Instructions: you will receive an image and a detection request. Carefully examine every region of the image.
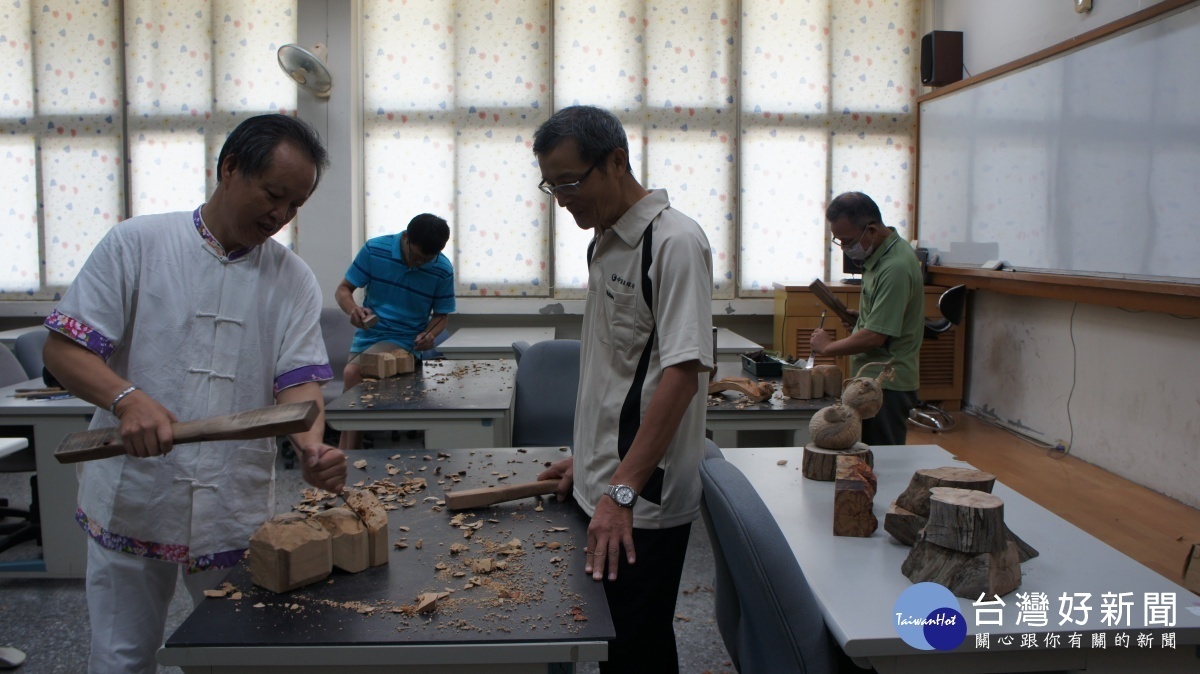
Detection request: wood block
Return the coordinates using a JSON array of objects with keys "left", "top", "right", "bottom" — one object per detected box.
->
[
  {"left": 248, "top": 513, "right": 332, "bottom": 593},
  {"left": 884, "top": 501, "right": 927, "bottom": 546},
  {"left": 389, "top": 348, "right": 415, "bottom": 374},
  {"left": 813, "top": 364, "right": 843, "bottom": 398},
  {"left": 922, "top": 487, "right": 1006, "bottom": 554},
  {"left": 313, "top": 507, "right": 370, "bottom": 573},
  {"left": 344, "top": 489, "right": 390, "bottom": 566},
  {"left": 1005, "top": 525, "right": 1040, "bottom": 562},
  {"left": 781, "top": 367, "right": 812, "bottom": 400},
  {"left": 894, "top": 467, "right": 997, "bottom": 517},
  {"left": 359, "top": 352, "right": 389, "bottom": 379},
  {"left": 833, "top": 456, "right": 878, "bottom": 537},
  {"left": 802, "top": 443, "right": 871, "bottom": 481},
  {"left": 902, "top": 539, "right": 1021, "bottom": 599},
  {"left": 1184, "top": 543, "right": 1200, "bottom": 594}
]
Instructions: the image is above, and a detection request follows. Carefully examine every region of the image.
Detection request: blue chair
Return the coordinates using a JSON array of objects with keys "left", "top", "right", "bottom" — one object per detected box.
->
[
  {"left": 13, "top": 330, "right": 47, "bottom": 380},
  {"left": 510, "top": 339, "right": 580, "bottom": 447},
  {"left": 700, "top": 456, "right": 837, "bottom": 674}
]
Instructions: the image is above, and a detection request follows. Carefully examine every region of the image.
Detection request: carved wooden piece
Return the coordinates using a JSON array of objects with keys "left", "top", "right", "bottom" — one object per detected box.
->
[
  {"left": 445, "top": 479, "right": 561, "bottom": 511},
  {"left": 813, "top": 364, "right": 842, "bottom": 398},
  {"left": 359, "top": 349, "right": 415, "bottom": 379},
  {"left": 708, "top": 376, "right": 774, "bottom": 403},
  {"left": 781, "top": 367, "right": 813, "bottom": 400},
  {"left": 802, "top": 443, "right": 871, "bottom": 481},
  {"left": 249, "top": 513, "right": 332, "bottom": 593},
  {"left": 833, "top": 456, "right": 878, "bottom": 537},
  {"left": 922, "top": 487, "right": 1006, "bottom": 554},
  {"left": 884, "top": 501, "right": 925, "bottom": 546},
  {"left": 344, "top": 489, "right": 390, "bottom": 567},
  {"left": 894, "top": 467, "right": 996, "bottom": 517},
  {"left": 314, "top": 507, "right": 370, "bottom": 573},
  {"left": 902, "top": 539, "right": 1021, "bottom": 599},
  {"left": 55, "top": 401, "right": 319, "bottom": 464},
  {"left": 808, "top": 403, "right": 863, "bottom": 450}
]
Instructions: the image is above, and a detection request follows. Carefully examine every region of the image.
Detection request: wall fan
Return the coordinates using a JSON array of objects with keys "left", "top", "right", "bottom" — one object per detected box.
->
[{"left": 277, "top": 43, "right": 332, "bottom": 98}]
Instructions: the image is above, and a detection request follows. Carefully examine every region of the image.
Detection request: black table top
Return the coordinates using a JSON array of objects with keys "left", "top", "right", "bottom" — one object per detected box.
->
[
  {"left": 325, "top": 359, "right": 516, "bottom": 414},
  {"left": 164, "top": 447, "right": 613, "bottom": 649},
  {"left": 706, "top": 361, "right": 834, "bottom": 413}
]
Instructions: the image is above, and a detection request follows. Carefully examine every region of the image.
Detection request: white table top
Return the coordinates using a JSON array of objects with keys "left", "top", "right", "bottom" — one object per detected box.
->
[
  {"left": 437, "top": 327, "right": 555, "bottom": 357},
  {"left": 723, "top": 445, "right": 1200, "bottom": 662},
  {"left": 0, "top": 379, "right": 94, "bottom": 416},
  {"left": 714, "top": 327, "right": 762, "bottom": 354}
]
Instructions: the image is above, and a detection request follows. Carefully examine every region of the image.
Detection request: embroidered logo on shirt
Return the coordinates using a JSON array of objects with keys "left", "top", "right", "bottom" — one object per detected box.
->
[{"left": 610, "top": 273, "right": 635, "bottom": 289}]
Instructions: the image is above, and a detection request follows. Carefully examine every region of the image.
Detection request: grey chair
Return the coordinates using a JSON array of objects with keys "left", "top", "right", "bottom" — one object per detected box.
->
[
  {"left": 699, "top": 456, "right": 836, "bottom": 674},
  {"left": 13, "top": 329, "right": 47, "bottom": 380},
  {"left": 0, "top": 347, "right": 39, "bottom": 554},
  {"left": 319, "top": 307, "right": 358, "bottom": 405},
  {"left": 510, "top": 339, "right": 580, "bottom": 447}
]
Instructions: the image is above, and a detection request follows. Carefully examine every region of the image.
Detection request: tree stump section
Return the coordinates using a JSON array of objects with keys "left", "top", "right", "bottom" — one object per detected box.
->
[
  {"left": 344, "top": 489, "right": 390, "bottom": 567},
  {"left": 708, "top": 376, "right": 774, "bottom": 403},
  {"left": 833, "top": 456, "right": 878, "bottom": 537},
  {"left": 902, "top": 540, "right": 1021, "bottom": 599},
  {"left": 249, "top": 513, "right": 332, "bottom": 593},
  {"left": 314, "top": 507, "right": 370, "bottom": 573},
  {"left": 802, "top": 443, "right": 872, "bottom": 481},
  {"left": 1184, "top": 543, "right": 1200, "bottom": 594},
  {"left": 894, "top": 467, "right": 996, "bottom": 517},
  {"left": 884, "top": 501, "right": 925, "bottom": 546},
  {"left": 813, "top": 364, "right": 842, "bottom": 398},
  {"left": 781, "top": 367, "right": 813, "bottom": 400},
  {"left": 922, "top": 487, "right": 1006, "bottom": 555}
]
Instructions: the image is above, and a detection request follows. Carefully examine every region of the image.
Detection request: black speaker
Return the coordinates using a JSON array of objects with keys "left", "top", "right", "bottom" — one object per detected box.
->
[{"left": 921, "top": 31, "right": 963, "bottom": 87}]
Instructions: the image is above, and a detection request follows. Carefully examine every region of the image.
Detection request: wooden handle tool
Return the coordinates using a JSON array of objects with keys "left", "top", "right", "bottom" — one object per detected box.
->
[
  {"left": 54, "top": 401, "right": 320, "bottom": 464},
  {"left": 445, "top": 479, "right": 561, "bottom": 511}
]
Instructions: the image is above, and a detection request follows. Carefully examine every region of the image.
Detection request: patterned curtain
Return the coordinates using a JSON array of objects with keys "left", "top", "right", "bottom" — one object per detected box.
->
[
  {"left": 362, "top": 0, "right": 921, "bottom": 299},
  {"left": 0, "top": 0, "right": 297, "bottom": 299}
]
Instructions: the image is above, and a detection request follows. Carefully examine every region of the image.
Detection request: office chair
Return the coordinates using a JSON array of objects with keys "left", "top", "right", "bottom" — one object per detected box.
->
[
  {"left": 909, "top": 284, "right": 967, "bottom": 432},
  {"left": 13, "top": 329, "right": 48, "bottom": 380},
  {"left": 699, "top": 456, "right": 837, "bottom": 674},
  {"left": 510, "top": 339, "right": 580, "bottom": 447},
  {"left": 0, "top": 347, "right": 39, "bottom": 555}
]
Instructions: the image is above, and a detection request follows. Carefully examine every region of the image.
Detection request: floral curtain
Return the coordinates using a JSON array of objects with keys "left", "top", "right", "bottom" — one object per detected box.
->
[
  {"left": 0, "top": 0, "right": 297, "bottom": 299},
  {"left": 362, "top": 0, "right": 920, "bottom": 298}
]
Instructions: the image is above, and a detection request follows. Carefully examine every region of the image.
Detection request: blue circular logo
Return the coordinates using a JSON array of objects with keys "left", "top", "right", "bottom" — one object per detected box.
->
[{"left": 893, "top": 582, "right": 967, "bottom": 651}]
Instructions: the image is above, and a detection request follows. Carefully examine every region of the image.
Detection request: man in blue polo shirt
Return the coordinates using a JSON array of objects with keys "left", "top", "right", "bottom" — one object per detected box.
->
[{"left": 334, "top": 213, "right": 455, "bottom": 450}]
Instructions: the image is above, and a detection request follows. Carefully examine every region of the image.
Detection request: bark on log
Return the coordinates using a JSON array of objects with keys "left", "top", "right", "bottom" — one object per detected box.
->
[
  {"left": 902, "top": 539, "right": 1021, "bottom": 599},
  {"left": 1005, "top": 525, "right": 1040, "bottom": 562},
  {"left": 833, "top": 456, "right": 878, "bottom": 537},
  {"left": 344, "top": 489, "right": 390, "bottom": 567},
  {"left": 922, "top": 487, "right": 1006, "bottom": 554},
  {"left": 894, "top": 467, "right": 996, "bottom": 517},
  {"left": 802, "top": 443, "right": 872, "bottom": 481},
  {"left": 249, "top": 513, "right": 332, "bottom": 593},
  {"left": 314, "top": 507, "right": 370, "bottom": 573},
  {"left": 1185, "top": 543, "right": 1200, "bottom": 595}
]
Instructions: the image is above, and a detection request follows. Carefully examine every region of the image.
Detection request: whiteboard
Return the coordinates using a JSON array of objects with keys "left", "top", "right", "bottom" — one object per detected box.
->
[{"left": 917, "top": 2, "right": 1200, "bottom": 282}]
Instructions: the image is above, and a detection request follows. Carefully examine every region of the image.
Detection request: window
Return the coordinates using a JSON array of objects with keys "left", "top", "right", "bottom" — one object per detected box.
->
[
  {"left": 361, "top": 0, "right": 920, "bottom": 299},
  {"left": 0, "top": 0, "right": 298, "bottom": 300}
]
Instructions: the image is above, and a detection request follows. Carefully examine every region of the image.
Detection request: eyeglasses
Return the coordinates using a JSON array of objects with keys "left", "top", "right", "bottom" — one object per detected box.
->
[
  {"left": 831, "top": 225, "right": 872, "bottom": 249},
  {"left": 538, "top": 162, "right": 601, "bottom": 197}
]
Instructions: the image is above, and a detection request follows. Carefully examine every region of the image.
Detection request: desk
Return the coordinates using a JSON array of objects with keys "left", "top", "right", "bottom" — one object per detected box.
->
[
  {"left": 0, "top": 379, "right": 94, "bottom": 578},
  {"left": 159, "top": 447, "right": 612, "bottom": 673},
  {"left": 706, "top": 362, "right": 832, "bottom": 448},
  {"left": 438, "top": 327, "right": 556, "bottom": 360},
  {"left": 325, "top": 360, "right": 515, "bottom": 450},
  {"left": 714, "top": 327, "right": 763, "bottom": 363},
  {"left": 0, "top": 325, "right": 42, "bottom": 350},
  {"left": 724, "top": 445, "right": 1200, "bottom": 673}
]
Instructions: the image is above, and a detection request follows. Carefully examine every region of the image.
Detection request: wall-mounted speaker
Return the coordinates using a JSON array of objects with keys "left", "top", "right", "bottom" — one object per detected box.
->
[{"left": 921, "top": 31, "right": 963, "bottom": 87}]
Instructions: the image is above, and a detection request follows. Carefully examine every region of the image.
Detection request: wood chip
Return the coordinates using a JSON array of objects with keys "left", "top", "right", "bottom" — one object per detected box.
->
[
  {"left": 353, "top": 459, "right": 368, "bottom": 469},
  {"left": 203, "top": 589, "right": 227, "bottom": 598},
  {"left": 777, "top": 459, "right": 788, "bottom": 466}
]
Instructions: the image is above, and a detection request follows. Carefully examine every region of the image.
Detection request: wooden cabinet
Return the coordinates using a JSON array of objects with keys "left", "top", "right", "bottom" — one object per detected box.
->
[{"left": 772, "top": 283, "right": 965, "bottom": 409}]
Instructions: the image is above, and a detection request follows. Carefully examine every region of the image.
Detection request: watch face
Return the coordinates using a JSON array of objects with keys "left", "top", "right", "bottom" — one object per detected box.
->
[{"left": 610, "top": 485, "right": 635, "bottom": 506}]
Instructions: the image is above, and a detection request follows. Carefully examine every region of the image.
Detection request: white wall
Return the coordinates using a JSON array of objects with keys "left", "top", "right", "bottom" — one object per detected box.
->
[{"left": 929, "top": 0, "right": 1200, "bottom": 508}]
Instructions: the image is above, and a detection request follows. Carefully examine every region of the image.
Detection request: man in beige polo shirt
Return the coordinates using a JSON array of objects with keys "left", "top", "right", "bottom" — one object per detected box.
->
[{"left": 533, "top": 105, "right": 714, "bottom": 673}]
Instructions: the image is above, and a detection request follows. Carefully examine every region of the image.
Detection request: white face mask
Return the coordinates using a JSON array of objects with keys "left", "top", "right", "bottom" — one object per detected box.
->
[{"left": 844, "top": 228, "right": 874, "bottom": 261}]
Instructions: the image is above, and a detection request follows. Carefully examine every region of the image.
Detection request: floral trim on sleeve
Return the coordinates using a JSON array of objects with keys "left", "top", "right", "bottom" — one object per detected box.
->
[
  {"left": 45, "top": 310, "right": 115, "bottom": 360},
  {"left": 76, "top": 508, "right": 246, "bottom": 574},
  {"left": 274, "top": 363, "right": 334, "bottom": 395}
]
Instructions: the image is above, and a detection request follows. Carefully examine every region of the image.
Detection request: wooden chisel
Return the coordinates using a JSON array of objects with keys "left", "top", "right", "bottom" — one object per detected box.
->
[
  {"left": 444, "top": 479, "right": 561, "bottom": 511},
  {"left": 54, "top": 401, "right": 320, "bottom": 464}
]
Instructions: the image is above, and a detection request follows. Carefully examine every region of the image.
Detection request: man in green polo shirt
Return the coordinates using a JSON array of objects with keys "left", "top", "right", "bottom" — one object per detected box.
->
[{"left": 811, "top": 191, "right": 924, "bottom": 445}]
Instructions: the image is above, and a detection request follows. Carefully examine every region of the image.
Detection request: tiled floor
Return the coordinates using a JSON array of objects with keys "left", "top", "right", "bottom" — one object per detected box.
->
[{"left": 0, "top": 432, "right": 733, "bottom": 673}]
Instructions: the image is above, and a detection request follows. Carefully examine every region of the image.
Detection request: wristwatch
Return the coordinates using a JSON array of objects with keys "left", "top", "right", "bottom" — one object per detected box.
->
[{"left": 604, "top": 484, "right": 639, "bottom": 508}]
